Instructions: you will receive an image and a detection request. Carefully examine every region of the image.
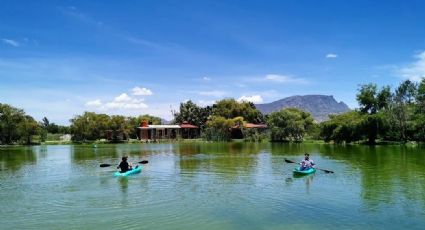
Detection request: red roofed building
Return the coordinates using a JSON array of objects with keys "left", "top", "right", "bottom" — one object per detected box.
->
[
  {"left": 180, "top": 121, "right": 199, "bottom": 139},
  {"left": 231, "top": 123, "right": 268, "bottom": 139}
]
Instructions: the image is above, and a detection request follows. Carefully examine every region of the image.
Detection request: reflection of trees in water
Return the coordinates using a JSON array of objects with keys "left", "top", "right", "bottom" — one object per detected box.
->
[
  {"left": 270, "top": 142, "right": 320, "bottom": 156},
  {"left": 0, "top": 147, "right": 37, "bottom": 171},
  {"left": 177, "top": 142, "right": 267, "bottom": 179},
  {"left": 321, "top": 144, "right": 425, "bottom": 211}
]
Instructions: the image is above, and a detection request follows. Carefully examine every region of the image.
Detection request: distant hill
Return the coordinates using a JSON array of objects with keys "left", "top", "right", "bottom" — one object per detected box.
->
[{"left": 255, "top": 95, "right": 350, "bottom": 122}]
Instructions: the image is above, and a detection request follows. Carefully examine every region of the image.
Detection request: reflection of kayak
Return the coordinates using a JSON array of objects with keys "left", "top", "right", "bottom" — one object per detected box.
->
[
  {"left": 293, "top": 167, "right": 316, "bottom": 175},
  {"left": 114, "top": 166, "right": 142, "bottom": 177}
]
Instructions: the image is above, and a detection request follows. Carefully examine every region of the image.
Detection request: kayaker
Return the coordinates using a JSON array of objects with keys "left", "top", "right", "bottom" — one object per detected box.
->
[
  {"left": 300, "top": 153, "right": 315, "bottom": 171},
  {"left": 117, "top": 156, "right": 133, "bottom": 173}
]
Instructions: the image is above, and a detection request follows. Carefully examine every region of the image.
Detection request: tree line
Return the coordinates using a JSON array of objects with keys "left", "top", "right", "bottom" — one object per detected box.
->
[
  {"left": 0, "top": 104, "right": 68, "bottom": 145},
  {"left": 3, "top": 78, "right": 425, "bottom": 145},
  {"left": 321, "top": 79, "right": 425, "bottom": 144},
  {"left": 69, "top": 112, "right": 161, "bottom": 142},
  {"left": 173, "top": 98, "right": 314, "bottom": 142}
]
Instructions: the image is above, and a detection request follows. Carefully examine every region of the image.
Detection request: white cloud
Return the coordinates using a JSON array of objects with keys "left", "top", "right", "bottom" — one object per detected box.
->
[
  {"left": 85, "top": 99, "right": 102, "bottom": 107},
  {"left": 326, "top": 53, "right": 338, "bottom": 58},
  {"left": 104, "top": 101, "right": 148, "bottom": 109},
  {"left": 400, "top": 51, "right": 425, "bottom": 81},
  {"left": 132, "top": 86, "right": 153, "bottom": 96},
  {"left": 198, "top": 100, "right": 216, "bottom": 106},
  {"left": 85, "top": 92, "right": 148, "bottom": 111},
  {"left": 1, "top": 38, "right": 20, "bottom": 47},
  {"left": 198, "top": 90, "right": 226, "bottom": 97},
  {"left": 263, "top": 74, "right": 307, "bottom": 84},
  {"left": 114, "top": 93, "right": 132, "bottom": 102},
  {"left": 202, "top": 76, "right": 211, "bottom": 81},
  {"left": 237, "top": 95, "right": 264, "bottom": 103}
]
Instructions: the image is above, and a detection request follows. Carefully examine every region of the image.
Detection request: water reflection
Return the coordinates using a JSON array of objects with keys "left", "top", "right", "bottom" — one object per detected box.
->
[
  {"left": 118, "top": 177, "right": 129, "bottom": 193},
  {"left": 177, "top": 142, "right": 265, "bottom": 180},
  {"left": 2, "top": 142, "right": 425, "bottom": 221},
  {"left": 0, "top": 146, "right": 37, "bottom": 171}
]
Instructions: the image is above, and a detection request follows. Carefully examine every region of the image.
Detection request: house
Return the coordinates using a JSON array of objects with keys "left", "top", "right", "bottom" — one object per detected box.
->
[
  {"left": 137, "top": 121, "right": 200, "bottom": 141},
  {"left": 138, "top": 124, "right": 181, "bottom": 141}
]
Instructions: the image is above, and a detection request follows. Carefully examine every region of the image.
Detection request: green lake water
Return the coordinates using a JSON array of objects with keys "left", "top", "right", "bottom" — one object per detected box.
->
[{"left": 1, "top": 142, "right": 424, "bottom": 229}]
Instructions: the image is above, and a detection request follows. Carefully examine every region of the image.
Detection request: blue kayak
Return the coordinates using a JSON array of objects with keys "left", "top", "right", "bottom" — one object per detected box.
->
[
  {"left": 114, "top": 166, "right": 142, "bottom": 177},
  {"left": 293, "top": 167, "right": 316, "bottom": 175}
]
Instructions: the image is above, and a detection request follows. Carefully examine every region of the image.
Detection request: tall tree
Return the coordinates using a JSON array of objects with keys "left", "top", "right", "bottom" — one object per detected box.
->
[
  {"left": 0, "top": 103, "right": 39, "bottom": 145},
  {"left": 173, "top": 100, "right": 212, "bottom": 130},
  {"left": 356, "top": 83, "right": 390, "bottom": 144},
  {"left": 212, "top": 99, "right": 264, "bottom": 123},
  {"left": 267, "top": 108, "right": 314, "bottom": 142}
]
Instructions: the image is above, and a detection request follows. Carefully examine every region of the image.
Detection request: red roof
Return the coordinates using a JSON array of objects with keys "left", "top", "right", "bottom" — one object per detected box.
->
[
  {"left": 245, "top": 123, "right": 268, "bottom": 128},
  {"left": 180, "top": 121, "right": 198, "bottom": 128}
]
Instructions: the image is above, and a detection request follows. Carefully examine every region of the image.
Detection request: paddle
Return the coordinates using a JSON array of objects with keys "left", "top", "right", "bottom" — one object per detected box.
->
[
  {"left": 99, "top": 160, "right": 149, "bottom": 167},
  {"left": 284, "top": 158, "right": 334, "bottom": 173}
]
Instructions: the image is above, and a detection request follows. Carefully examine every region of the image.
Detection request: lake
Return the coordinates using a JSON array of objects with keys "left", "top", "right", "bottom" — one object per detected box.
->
[{"left": 1, "top": 142, "right": 424, "bottom": 229}]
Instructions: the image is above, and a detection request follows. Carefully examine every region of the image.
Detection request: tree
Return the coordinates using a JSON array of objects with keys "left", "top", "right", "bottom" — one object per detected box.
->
[
  {"left": 18, "top": 115, "right": 40, "bottom": 145},
  {"left": 70, "top": 112, "right": 110, "bottom": 141},
  {"left": 212, "top": 99, "right": 264, "bottom": 123},
  {"left": 267, "top": 108, "right": 314, "bottom": 142},
  {"left": 416, "top": 78, "right": 425, "bottom": 113},
  {"left": 356, "top": 83, "right": 391, "bottom": 144},
  {"left": 173, "top": 100, "right": 211, "bottom": 130},
  {"left": 203, "top": 116, "right": 244, "bottom": 141},
  {"left": 386, "top": 80, "right": 417, "bottom": 142},
  {"left": 320, "top": 111, "right": 364, "bottom": 144},
  {"left": 0, "top": 103, "right": 39, "bottom": 145}
]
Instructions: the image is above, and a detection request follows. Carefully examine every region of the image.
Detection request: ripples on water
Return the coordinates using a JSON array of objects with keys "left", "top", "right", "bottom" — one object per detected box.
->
[{"left": 0, "top": 143, "right": 424, "bottom": 229}]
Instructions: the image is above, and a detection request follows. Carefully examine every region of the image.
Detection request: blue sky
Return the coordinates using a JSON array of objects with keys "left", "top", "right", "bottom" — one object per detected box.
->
[{"left": 1, "top": 0, "right": 425, "bottom": 124}]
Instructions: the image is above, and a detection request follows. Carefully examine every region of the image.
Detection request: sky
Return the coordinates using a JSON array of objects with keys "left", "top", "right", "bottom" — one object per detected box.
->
[{"left": 1, "top": 0, "right": 425, "bottom": 124}]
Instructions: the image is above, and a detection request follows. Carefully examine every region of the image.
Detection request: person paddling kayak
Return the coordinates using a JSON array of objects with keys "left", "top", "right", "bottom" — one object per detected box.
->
[
  {"left": 300, "top": 153, "right": 315, "bottom": 171},
  {"left": 117, "top": 156, "right": 133, "bottom": 173}
]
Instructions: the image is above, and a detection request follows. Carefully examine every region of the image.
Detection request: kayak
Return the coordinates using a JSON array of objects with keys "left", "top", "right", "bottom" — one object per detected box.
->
[
  {"left": 114, "top": 166, "right": 142, "bottom": 177},
  {"left": 293, "top": 167, "right": 316, "bottom": 175}
]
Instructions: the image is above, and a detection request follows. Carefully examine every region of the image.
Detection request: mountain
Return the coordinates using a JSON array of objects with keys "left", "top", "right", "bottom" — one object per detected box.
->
[{"left": 255, "top": 95, "right": 350, "bottom": 122}]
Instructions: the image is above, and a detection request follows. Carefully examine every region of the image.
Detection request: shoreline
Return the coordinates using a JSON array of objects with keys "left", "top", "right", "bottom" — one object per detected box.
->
[{"left": 1, "top": 139, "right": 423, "bottom": 147}]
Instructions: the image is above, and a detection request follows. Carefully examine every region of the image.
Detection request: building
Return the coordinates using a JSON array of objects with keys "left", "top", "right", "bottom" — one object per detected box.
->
[
  {"left": 231, "top": 123, "right": 268, "bottom": 139},
  {"left": 137, "top": 121, "right": 199, "bottom": 141},
  {"left": 180, "top": 121, "right": 199, "bottom": 139}
]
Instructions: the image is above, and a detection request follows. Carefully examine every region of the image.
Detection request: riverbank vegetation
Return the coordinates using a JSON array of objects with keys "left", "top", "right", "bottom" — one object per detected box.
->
[
  {"left": 2, "top": 78, "right": 425, "bottom": 145},
  {"left": 322, "top": 79, "right": 425, "bottom": 144}
]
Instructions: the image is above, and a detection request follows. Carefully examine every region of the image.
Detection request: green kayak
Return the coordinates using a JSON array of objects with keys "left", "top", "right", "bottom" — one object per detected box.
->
[
  {"left": 293, "top": 167, "right": 316, "bottom": 175},
  {"left": 114, "top": 166, "right": 142, "bottom": 177}
]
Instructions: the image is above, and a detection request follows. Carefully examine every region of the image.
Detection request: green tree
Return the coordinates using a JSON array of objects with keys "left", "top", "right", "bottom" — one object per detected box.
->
[
  {"left": 356, "top": 83, "right": 390, "bottom": 144},
  {"left": 416, "top": 78, "right": 425, "bottom": 113},
  {"left": 18, "top": 115, "right": 40, "bottom": 145},
  {"left": 0, "top": 103, "right": 39, "bottom": 145},
  {"left": 386, "top": 80, "right": 417, "bottom": 142},
  {"left": 70, "top": 112, "right": 110, "bottom": 141},
  {"left": 267, "top": 108, "right": 314, "bottom": 142},
  {"left": 203, "top": 116, "right": 244, "bottom": 141},
  {"left": 173, "top": 100, "right": 212, "bottom": 130},
  {"left": 212, "top": 99, "right": 264, "bottom": 123},
  {"left": 411, "top": 78, "right": 425, "bottom": 141}
]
